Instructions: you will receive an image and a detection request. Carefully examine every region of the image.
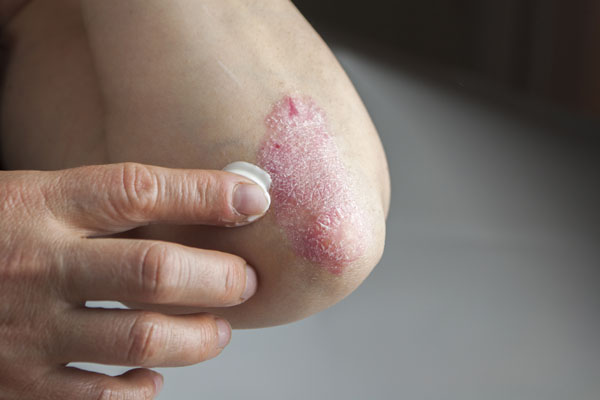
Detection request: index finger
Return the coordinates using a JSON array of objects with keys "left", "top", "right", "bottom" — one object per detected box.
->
[{"left": 48, "top": 162, "right": 271, "bottom": 234}]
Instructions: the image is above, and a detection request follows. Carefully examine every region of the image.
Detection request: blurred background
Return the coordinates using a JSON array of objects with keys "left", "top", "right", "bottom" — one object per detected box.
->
[
  {"left": 298, "top": 0, "right": 600, "bottom": 117},
  {"left": 77, "top": 1, "right": 600, "bottom": 399}
]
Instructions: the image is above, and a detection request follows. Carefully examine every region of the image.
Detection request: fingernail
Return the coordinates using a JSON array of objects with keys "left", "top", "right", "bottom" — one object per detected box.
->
[
  {"left": 216, "top": 318, "right": 231, "bottom": 348},
  {"left": 224, "top": 161, "right": 271, "bottom": 220},
  {"left": 241, "top": 264, "right": 257, "bottom": 301},
  {"left": 233, "top": 183, "right": 270, "bottom": 217},
  {"left": 152, "top": 373, "right": 164, "bottom": 395}
]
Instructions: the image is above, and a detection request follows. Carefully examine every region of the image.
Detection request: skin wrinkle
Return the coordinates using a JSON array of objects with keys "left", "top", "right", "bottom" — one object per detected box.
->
[{"left": 257, "top": 95, "right": 366, "bottom": 274}]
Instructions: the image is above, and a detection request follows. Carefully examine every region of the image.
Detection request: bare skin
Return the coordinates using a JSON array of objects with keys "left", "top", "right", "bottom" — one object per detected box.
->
[
  {"left": 1, "top": 0, "right": 390, "bottom": 397},
  {"left": 2, "top": 0, "right": 392, "bottom": 325},
  {"left": 0, "top": 163, "right": 271, "bottom": 399}
]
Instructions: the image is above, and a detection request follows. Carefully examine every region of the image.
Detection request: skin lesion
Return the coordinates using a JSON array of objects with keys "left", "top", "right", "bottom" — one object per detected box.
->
[{"left": 258, "top": 95, "right": 368, "bottom": 275}]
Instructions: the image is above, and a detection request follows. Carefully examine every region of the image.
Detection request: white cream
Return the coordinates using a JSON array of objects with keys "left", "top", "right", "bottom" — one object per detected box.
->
[{"left": 223, "top": 161, "right": 272, "bottom": 219}]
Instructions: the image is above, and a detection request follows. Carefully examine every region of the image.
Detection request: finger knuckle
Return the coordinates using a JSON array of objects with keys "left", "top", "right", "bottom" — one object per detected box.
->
[
  {"left": 221, "top": 258, "right": 246, "bottom": 304},
  {"left": 95, "top": 385, "right": 154, "bottom": 400},
  {"left": 172, "top": 316, "right": 219, "bottom": 362},
  {"left": 10, "top": 368, "right": 51, "bottom": 400},
  {"left": 127, "top": 313, "right": 165, "bottom": 366},
  {"left": 95, "top": 386, "right": 123, "bottom": 400},
  {"left": 138, "top": 243, "right": 178, "bottom": 302},
  {"left": 115, "top": 163, "right": 159, "bottom": 218},
  {"left": 0, "top": 173, "right": 43, "bottom": 215},
  {"left": 197, "top": 173, "right": 229, "bottom": 217},
  {"left": 0, "top": 246, "right": 28, "bottom": 276}
]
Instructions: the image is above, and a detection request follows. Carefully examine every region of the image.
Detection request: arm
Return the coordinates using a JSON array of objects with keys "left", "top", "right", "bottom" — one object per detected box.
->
[{"left": 2, "top": 0, "right": 390, "bottom": 328}]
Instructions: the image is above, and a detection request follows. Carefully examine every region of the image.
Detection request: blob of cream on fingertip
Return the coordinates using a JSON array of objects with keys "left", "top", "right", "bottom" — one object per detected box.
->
[{"left": 223, "top": 161, "right": 272, "bottom": 222}]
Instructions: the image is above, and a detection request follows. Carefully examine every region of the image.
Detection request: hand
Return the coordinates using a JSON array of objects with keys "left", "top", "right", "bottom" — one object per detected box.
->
[{"left": 0, "top": 162, "right": 268, "bottom": 399}]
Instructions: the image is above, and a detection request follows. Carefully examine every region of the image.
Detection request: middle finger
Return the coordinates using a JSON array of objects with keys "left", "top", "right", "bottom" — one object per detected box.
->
[{"left": 61, "top": 238, "right": 257, "bottom": 307}]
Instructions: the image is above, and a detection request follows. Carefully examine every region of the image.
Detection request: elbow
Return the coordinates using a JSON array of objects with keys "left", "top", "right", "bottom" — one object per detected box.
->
[
  {"left": 231, "top": 94, "right": 389, "bottom": 327},
  {"left": 256, "top": 94, "right": 386, "bottom": 277},
  {"left": 298, "top": 202, "right": 387, "bottom": 307},
  {"left": 233, "top": 195, "right": 387, "bottom": 329}
]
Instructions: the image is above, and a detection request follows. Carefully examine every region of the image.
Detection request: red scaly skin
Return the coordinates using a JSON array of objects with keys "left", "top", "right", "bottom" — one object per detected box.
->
[{"left": 257, "top": 95, "right": 366, "bottom": 274}]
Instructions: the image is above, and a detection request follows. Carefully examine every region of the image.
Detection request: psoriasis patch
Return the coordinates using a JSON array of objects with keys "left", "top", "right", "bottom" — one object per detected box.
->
[{"left": 257, "top": 95, "right": 366, "bottom": 274}]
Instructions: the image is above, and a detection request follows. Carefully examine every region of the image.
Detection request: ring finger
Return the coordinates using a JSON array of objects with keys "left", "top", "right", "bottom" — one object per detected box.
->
[{"left": 60, "top": 238, "right": 257, "bottom": 307}]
